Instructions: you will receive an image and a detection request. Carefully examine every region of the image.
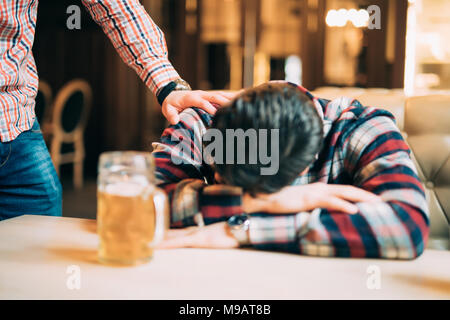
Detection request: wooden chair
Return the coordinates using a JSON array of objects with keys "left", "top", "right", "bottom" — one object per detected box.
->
[
  {"left": 51, "top": 80, "right": 92, "bottom": 189},
  {"left": 35, "top": 80, "right": 53, "bottom": 142}
]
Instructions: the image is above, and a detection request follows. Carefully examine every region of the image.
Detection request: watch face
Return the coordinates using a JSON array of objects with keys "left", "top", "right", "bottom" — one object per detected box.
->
[
  {"left": 228, "top": 214, "right": 249, "bottom": 228},
  {"left": 228, "top": 214, "right": 251, "bottom": 245},
  {"left": 174, "top": 79, "right": 192, "bottom": 91}
]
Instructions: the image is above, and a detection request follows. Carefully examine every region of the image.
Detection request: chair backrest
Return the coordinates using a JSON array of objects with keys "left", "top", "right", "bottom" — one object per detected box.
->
[
  {"left": 35, "top": 80, "right": 53, "bottom": 125},
  {"left": 52, "top": 79, "right": 92, "bottom": 140},
  {"left": 404, "top": 95, "right": 450, "bottom": 249}
]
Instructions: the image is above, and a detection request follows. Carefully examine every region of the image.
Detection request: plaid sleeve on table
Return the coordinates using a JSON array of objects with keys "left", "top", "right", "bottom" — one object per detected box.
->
[
  {"left": 81, "top": 0, "right": 180, "bottom": 95},
  {"left": 152, "top": 108, "right": 244, "bottom": 228},
  {"left": 250, "top": 105, "right": 429, "bottom": 260}
]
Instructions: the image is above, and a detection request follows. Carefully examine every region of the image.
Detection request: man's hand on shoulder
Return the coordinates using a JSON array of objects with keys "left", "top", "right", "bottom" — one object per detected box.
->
[
  {"left": 162, "top": 90, "right": 241, "bottom": 125},
  {"left": 242, "top": 183, "right": 381, "bottom": 215}
]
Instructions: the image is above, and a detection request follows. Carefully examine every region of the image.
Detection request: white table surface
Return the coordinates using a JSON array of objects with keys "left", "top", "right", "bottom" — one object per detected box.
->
[{"left": 0, "top": 215, "right": 449, "bottom": 300}]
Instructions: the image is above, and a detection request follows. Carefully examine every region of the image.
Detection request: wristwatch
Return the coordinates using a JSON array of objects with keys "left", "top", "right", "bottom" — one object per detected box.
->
[
  {"left": 227, "top": 214, "right": 251, "bottom": 246},
  {"left": 172, "top": 78, "right": 192, "bottom": 91},
  {"left": 157, "top": 78, "right": 192, "bottom": 106}
]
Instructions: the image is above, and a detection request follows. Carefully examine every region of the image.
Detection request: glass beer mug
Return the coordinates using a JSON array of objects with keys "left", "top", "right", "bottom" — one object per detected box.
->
[{"left": 97, "top": 152, "right": 168, "bottom": 265}]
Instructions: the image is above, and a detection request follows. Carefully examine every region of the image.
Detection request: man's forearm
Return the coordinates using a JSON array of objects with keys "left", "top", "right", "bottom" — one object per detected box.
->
[
  {"left": 242, "top": 180, "right": 428, "bottom": 259},
  {"left": 247, "top": 197, "right": 428, "bottom": 259},
  {"left": 81, "top": 0, "right": 180, "bottom": 94}
]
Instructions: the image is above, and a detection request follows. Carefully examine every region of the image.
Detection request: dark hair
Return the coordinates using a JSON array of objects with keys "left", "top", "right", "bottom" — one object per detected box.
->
[{"left": 205, "top": 82, "right": 323, "bottom": 195}]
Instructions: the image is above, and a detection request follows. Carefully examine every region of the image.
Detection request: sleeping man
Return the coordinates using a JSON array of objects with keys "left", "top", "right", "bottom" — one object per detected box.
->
[{"left": 152, "top": 81, "right": 429, "bottom": 259}]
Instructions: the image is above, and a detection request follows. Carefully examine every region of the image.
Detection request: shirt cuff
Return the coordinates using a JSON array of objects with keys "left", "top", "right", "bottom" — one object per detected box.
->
[
  {"left": 143, "top": 61, "right": 180, "bottom": 96},
  {"left": 157, "top": 81, "right": 177, "bottom": 106},
  {"left": 248, "top": 211, "right": 313, "bottom": 245}
]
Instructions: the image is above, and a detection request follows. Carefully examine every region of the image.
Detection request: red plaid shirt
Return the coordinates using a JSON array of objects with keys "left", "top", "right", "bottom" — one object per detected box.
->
[
  {"left": 0, "top": 0, "right": 179, "bottom": 142},
  {"left": 152, "top": 83, "right": 430, "bottom": 259}
]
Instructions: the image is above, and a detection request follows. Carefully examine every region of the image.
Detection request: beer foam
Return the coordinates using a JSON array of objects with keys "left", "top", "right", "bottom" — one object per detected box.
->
[{"left": 104, "top": 182, "right": 145, "bottom": 197}]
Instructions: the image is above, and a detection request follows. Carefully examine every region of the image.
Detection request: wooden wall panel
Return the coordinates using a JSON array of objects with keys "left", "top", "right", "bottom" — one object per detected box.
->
[{"left": 33, "top": 0, "right": 167, "bottom": 177}]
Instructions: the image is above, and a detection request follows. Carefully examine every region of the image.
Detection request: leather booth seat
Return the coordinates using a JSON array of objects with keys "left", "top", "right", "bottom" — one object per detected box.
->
[
  {"left": 404, "top": 96, "right": 450, "bottom": 250},
  {"left": 313, "top": 87, "right": 406, "bottom": 130},
  {"left": 313, "top": 88, "right": 450, "bottom": 250}
]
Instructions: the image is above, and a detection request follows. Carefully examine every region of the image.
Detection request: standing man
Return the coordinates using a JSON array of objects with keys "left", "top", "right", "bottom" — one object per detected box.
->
[{"left": 0, "top": 0, "right": 234, "bottom": 220}]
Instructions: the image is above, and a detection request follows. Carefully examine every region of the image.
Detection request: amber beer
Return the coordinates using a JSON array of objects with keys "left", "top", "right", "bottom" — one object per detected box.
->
[{"left": 97, "top": 152, "right": 167, "bottom": 265}]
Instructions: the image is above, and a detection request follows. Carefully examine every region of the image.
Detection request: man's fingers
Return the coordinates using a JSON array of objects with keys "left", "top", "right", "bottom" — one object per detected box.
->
[
  {"left": 201, "top": 92, "right": 231, "bottom": 106},
  {"left": 215, "top": 90, "right": 244, "bottom": 99},
  {"left": 158, "top": 228, "right": 197, "bottom": 249},
  {"left": 331, "top": 185, "right": 380, "bottom": 203},
  {"left": 322, "top": 197, "right": 359, "bottom": 214},
  {"left": 163, "top": 105, "right": 181, "bottom": 125},
  {"left": 164, "top": 228, "right": 194, "bottom": 239},
  {"left": 158, "top": 237, "right": 188, "bottom": 249},
  {"left": 195, "top": 98, "right": 217, "bottom": 115}
]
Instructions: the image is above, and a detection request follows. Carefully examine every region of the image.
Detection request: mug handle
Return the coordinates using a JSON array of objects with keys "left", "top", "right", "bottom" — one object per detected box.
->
[{"left": 150, "top": 187, "right": 169, "bottom": 247}]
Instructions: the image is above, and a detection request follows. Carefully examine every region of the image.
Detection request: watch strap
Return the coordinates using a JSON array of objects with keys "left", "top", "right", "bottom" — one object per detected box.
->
[
  {"left": 157, "top": 81, "right": 177, "bottom": 106},
  {"left": 157, "top": 79, "right": 191, "bottom": 106}
]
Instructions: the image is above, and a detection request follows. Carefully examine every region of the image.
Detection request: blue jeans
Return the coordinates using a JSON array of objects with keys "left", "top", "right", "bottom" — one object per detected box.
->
[{"left": 0, "top": 120, "right": 62, "bottom": 220}]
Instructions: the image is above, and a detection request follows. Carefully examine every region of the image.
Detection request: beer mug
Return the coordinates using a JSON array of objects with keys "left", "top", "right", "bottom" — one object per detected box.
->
[{"left": 97, "top": 151, "right": 168, "bottom": 265}]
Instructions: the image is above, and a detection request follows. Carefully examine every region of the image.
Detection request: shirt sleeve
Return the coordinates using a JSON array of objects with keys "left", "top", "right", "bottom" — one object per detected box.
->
[
  {"left": 152, "top": 108, "right": 244, "bottom": 227},
  {"left": 249, "top": 113, "right": 430, "bottom": 260},
  {"left": 81, "top": 0, "right": 180, "bottom": 95}
]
